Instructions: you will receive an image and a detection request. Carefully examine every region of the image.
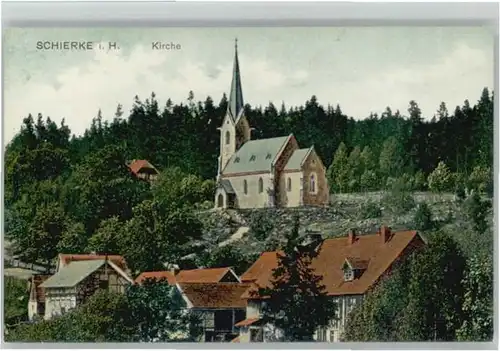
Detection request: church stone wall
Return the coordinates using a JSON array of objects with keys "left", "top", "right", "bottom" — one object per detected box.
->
[{"left": 302, "top": 151, "right": 329, "bottom": 206}]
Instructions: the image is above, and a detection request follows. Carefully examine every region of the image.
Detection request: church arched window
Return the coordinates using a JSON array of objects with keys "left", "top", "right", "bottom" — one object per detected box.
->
[
  {"left": 258, "top": 178, "right": 263, "bottom": 193},
  {"left": 243, "top": 179, "right": 248, "bottom": 194},
  {"left": 225, "top": 131, "right": 230, "bottom": 145},
  {"left": 310, "top": 173, "right": 317, "bottom": 193},
  {"left": 287, "top": 178, "right": 292, "bottom": 192}
]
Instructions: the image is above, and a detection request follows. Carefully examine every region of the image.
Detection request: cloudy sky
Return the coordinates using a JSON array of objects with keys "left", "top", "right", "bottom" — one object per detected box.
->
[{"left": 3, "top": 26, "right": 495, "bottom": 145}]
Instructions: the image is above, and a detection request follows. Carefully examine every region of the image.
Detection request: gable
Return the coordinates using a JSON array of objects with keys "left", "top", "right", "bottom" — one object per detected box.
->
[
  {"left": 176, "top": 267, "right": 236, "bottom": 283},
  {"left": 57, "top": 254, "right": 128, "bottom": 272},
  {"left": 284, "top": 147, "right": 312, "bottom": 171},
  {"left": 220, "top": 270, "right": 240, "bottom": 283},
  {"left": 222, "top": 135, "right": 290, "bottom": 175},
  {"left": 178, "top": 283, "right": 250, "bottom": 309},
  {"left": 302, "top": 148, "right": 325, "bottom": 170}
]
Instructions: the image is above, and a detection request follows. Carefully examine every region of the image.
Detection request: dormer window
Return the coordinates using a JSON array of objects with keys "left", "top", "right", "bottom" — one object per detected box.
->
[
  {"left": 266, "top": 153, "right": 272, "bottom": 159},
  {"left": 234, "top": 157, "right": 240, "bottom": 163},
  {"left": 344, "top": 267, "right": 354, "bottom": 282},
  {"left": 250, "top": 155, "right": 256, "bottom": 162},
  {"left": 342, "top": 257, "right": 369, "bottom": 282}
]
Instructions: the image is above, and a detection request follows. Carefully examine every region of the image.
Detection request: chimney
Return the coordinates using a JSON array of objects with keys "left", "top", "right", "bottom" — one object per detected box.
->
[
  {"left": 380, "top": 225, "right": 391, "bottom": 243},
  {"left": 348, "top": 229, "right": 356, "bottom": 245},
  {"left": 170, "top": 265, "right": 180, "bottom": 276}
]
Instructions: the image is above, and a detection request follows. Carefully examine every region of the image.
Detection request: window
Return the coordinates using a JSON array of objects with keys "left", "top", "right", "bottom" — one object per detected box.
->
[
  {"left": 258, "top": 178, "right": 263, "bottom": 193},
  {"left": 317, "top": 328, "right": 327, "bottom": 342},
  {"left": 234, "top": 157, "right": 240, "bottom": 163},
  {"left": 266, "top": 153, "right": 272, "bottom": 159},
  {"left": 249, "top": 155, "right": 256, "bottom": 161},
  {"left": 287, "top": 177, "right": 292, "bottom": 192},
  {"left": 310, "top": 174, "right": 316, "bottom": 193},
  {"left": 243, "top": 180, "right": 248, "bottom": 194},
  {"left": 225, "top": 131, "right": 230, "bottom": 145},
  {"left": 344, "top": 268, "right": 354, "bottom": 282}
]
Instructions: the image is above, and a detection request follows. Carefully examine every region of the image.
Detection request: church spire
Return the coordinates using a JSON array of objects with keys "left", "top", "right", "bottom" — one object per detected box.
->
[{"left": 228, "top": 38, "right": 244, "bottom": 121}]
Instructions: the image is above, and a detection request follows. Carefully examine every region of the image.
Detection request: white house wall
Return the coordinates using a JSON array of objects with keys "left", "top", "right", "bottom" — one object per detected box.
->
[
  {"left": 44, "top": 290, "right": 77, "bottom": 320},
  {"left": 313, "top": 294, "right": 364, "bottom": 342}
]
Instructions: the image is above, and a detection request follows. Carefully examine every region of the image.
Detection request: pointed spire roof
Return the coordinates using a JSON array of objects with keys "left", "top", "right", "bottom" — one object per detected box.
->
[{"left": 228, "top": 38, "right": 244, "bottom": 122}]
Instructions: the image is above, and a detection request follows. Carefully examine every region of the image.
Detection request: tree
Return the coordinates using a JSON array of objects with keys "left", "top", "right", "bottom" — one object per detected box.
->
[
  {"left": 327, "top": 142, "right": 350, "bottom": 193},
  {"left": 360, "top": 146, "right": 377, "bottom": 173},
  {"left": 5, "top": 290, "right": 134, "bottom": 342},
  {"left": 398, "top": 232, "right": 467, "bottom": 341},
  {"left": 6, "top": 283, "right": 202, "bottom": 342},
  {"left": 464, "top": 192, "right": 491, "bottom": 234},
  {"left": 379, "top": 136, "right": 405, "bottom": 180},
  {"left": 360, "top": 170, "right": 378, "bottom": 192},
  {"left": 457, "top": 255, "right": 493, "bottom": 341},
  {"left": 18, "top": 204, "right": 69, "bottom": 264},
  {"left": 57, "top": 221, "right": 88, "bottom": 254},
  {"left": 152, "top": 167, "right": 214, "bottom": 210},
  {"left": 343, "top": 231, "right": 468, "bottom": 342},
  {"left": 118, "top": 200, "right": 203, "bottom": 274},
  {"left": 126, "top": 279, "right": 202, "bottom": 342},
  {"left": 427, "top": 161, "right": 454, "bottom": 193},
  {"left": 468, "top": 166, "right": 492, "bottom": 195},
  {"left": 249, "top": 210, "right": 275, "bottom": 241},
  {"left": 86, "top": 216, "right": 123, "bottom": 254},
  {"left": 347, "top": 146, "right": 363, "bottom": 191},
  {"left": 4, "top": 276, "right": 29, "bottom": 327},
  {"left": 204, "top": 244, "right": 258, "bottom": 276},
  {"left": 413, "top": 202, "right": 434, "bottom": 232},
  {"left": 255, "top": 215, "right": 336, "bottom": 341}
]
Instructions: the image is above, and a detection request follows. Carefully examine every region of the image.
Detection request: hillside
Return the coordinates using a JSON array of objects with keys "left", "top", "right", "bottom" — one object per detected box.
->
[{"left": 194, "top": 190, "right": 491, "bottom": 264}]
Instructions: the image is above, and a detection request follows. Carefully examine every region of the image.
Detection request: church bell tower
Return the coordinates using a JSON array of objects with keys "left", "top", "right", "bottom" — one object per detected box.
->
[{"left": 217, "top": 39, "right": 252, "bottom": 179}]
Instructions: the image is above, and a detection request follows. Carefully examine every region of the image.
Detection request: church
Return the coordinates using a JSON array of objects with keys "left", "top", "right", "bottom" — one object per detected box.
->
[{"left": 214, "top": 40, "right": 329, "bottom": 209}]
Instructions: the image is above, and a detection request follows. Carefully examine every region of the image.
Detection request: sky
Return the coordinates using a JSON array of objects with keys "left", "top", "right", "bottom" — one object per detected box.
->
[{"left": 3, "top": 26, "right": 495, "bottom": 145}]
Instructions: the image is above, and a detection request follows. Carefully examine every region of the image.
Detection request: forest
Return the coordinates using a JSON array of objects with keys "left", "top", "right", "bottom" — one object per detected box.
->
[{"left": 3, "top": 87, "right": 494, "bottom": 342}]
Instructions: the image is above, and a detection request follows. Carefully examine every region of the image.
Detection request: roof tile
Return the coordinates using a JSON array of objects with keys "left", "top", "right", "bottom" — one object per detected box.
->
[
  {"left": 240, "top": 229, "right": 423, "bottom": 298},
  {"left": 128, "top": 160, "right": 158, "bottom": 175},
  {"left": 179, "top": 282, "right": 251, "bottom": 308}
]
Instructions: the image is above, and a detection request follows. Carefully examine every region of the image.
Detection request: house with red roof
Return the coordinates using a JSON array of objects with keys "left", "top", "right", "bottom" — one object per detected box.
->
[
  {"left": 128, "top": 159, "right": 159, "bottom": 182},
  {"left": 135, "top": 267, "right": 248, "bottom": 342},
  {"left": 34, "top": 254, "right": 134, "bottom": 320},
  {"left": 176, "top": 282, "right": 250, "bottom": 342},
  {"left": 135, "top": 267, "right": 240, "bottom": 285},
  {"left": 234, "top": 226, "right": 425, "bottom": 342}
]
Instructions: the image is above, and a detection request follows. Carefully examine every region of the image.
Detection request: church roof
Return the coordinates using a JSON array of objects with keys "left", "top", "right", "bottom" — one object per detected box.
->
[
  {"left": 284, "top": 147, "right": 313, "bottom": 171},
  {"left": 228, "top": 38, "right": 244, "bottom": 123},
  {"left": 218, "top": 179, "right": 235, "bottom": 194},
  {"left": 222, "top": 135, "right": 290, "bottom": 175}
]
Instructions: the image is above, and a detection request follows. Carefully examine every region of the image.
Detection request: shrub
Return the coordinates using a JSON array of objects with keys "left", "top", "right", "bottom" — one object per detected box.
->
[
  {"left": 248, "top": 210, "right": 275, "bottom": 241},
  {"left": 413, "top": 202, "right": 434, "bottom": 231},
  {"left": 359, "top": 200, "right": 382, "bottom": 219},
  {"left": 427, "top": 162, "right": 454, "bottom": 193},
  {"left": 382, "top": 179, "right": 416, "bottom": 215}
]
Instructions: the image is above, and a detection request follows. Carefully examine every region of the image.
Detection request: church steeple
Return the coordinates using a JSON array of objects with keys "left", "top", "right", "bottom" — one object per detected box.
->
[{"left": 228, "top": 38, "right": 244, "bottom": 121}]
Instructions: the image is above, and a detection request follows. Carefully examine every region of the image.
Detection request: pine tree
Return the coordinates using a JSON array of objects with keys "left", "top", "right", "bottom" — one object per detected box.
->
[{"left": 256, "top": 215, "right": 336, "bottom": 341}]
